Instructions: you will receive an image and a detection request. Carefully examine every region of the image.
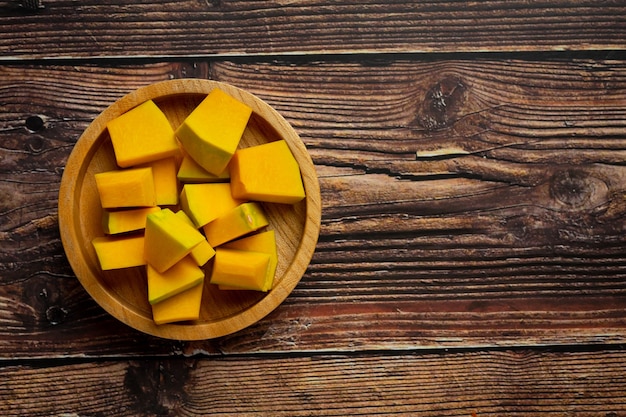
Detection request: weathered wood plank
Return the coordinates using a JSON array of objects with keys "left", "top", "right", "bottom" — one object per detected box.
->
[
  {"left": 1, "top": 58, "right": 626, "bottom": 357},
  {"left": 2, "top": 349, "right": 626, "bottom": 416},
  {"left": 2, "top": 1, "right": 626, "bottom": 59},
  {"left": 213, "top": 57, "right": 626, "bottom": 349}
]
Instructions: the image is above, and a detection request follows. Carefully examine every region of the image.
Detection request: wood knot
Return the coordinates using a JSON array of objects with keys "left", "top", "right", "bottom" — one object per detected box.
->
[
  {"left": 25, "top": 115, "right": 45, "bottom": 132},
  {"left": 45, "top": 305, "right": 68, "bottom": 325},
  {"left": 550, "top": 169, "right": 609, "bottom": 210},
  {"left": 124, "top": 360, "right": 191, "bottom": 414},
  {"left": 416, "top": 75, "right": 467, "bottom": 131}
]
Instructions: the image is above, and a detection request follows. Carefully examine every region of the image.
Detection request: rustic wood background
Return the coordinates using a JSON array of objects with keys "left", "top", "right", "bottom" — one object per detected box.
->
[{"left": 1, "top": 1, "right": 626, "bottom": 415}]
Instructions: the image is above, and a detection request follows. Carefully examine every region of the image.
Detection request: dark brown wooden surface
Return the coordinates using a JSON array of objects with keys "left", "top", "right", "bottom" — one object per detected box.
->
[
  {"left": 4, "top": 0, "right": 626, "bottom": 58},
  {"left": 2, "top": 349, "right": 626, "bottom": 416},
  {"left": 2, "top": 1, "right": 626, "bottom": 415}
]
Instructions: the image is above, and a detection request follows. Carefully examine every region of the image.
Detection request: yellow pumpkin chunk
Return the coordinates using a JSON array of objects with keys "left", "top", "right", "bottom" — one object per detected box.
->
[
  {"left": 107, "top": 100, "right": 179, "bottom": 168},
  {"left": 140, "top": 157, "right": 179, "bottom": 206},
  {"left": 210, "top": 248, "right": 271, "bottom": 291},
  {"left": 230, "top": 140, "right": 305, "bottom": 204},
  {"left": 177, "top": 154, "right": 230, "bottom": 183},
  {"left": 220, "top": 230, "right": 277, "bottom": 291},
  {"left": 147, "top": 256, "right": 205, "bottom": 305},
  {"left": 151, "top": 281, "right": 203, "bottom": 325},
  {"left": 180, "top": 183, "right": 243, "bottom": 228},
  {"left": 144, "top": 208, "right": 205, "bottom": 273},
  {"left": 102, "top": 206, "right": 161, "bottom": 235},
  {"left": 203, "top": 202, "right": 269, "bottom": 247},
  {"left": 92, "top": 235, "right": 146, "bottom": 270},
  {"left": 175, "top": 88, "right": 252, "bottom": 175},
  {"left": 174, "top": 210, "right": 216, "bottom": 266},
  {"left": 94, "top": 167, "right": 156, "bottom": 209}
]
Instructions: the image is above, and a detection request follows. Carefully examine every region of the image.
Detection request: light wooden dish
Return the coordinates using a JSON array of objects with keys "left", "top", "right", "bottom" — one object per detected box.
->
[{"left": 58, "top": 79, "right": 321, "bottom": 340}]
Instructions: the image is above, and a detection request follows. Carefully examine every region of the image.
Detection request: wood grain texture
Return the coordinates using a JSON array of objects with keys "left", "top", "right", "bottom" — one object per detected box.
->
[
  {"left": 2, "top": 349, "right": 626, "bottom": 416},
  {"left": 2, "top": 0, "right": 626, "bottom": 59},
  {"left": 1, "top": 57, "right": 626, "bottom": 357},
  {"left": 2, "top": 1, "right": 625, "bottom": 413}
]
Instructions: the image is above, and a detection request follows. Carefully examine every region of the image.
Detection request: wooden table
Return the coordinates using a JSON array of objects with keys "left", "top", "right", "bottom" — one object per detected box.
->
[{"left": 2, "top": 1, "right": 626, "bottom": 415}]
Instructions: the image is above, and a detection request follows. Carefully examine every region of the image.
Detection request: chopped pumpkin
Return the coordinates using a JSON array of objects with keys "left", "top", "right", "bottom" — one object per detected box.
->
[
  {"left": 147, "top": 256, "right": 205, "bottom": 305},
  {"left": 151, "top": 281, "right": 204, "bottom": 325},
  {"left": 180, "top": 183, "right": 243, "bottom": 228},
  {"left": 220, "top": 230, "right": 277, "bottom": 291},
  {"left": 102, "top": 206, "right": 161, "bottom": 235},
  {"left": 144, "top": 208, "right": 205, "bottom": 273},
  {"left": 175, "top": 88, "right": 252, "bottom": 175},
  {"left": 203, "top": 202, "right": 269, "bottom": 247},
  {"left": 94, "top": 167, "right": 156, "bottom": 209},
  {"left": 92, "top": 235, "right": 146, "bottom": 270},
  {"left": 90, "top": 90, "right": 308, "bottom": 324},
  {"left": 230, "top": 140, "right": 305, "bottom": 204},
  {"left": 107, "top": 99, "right": 179, "bottom": 167},
  {"left": 210, "top": 248, "right": 271, "bottom": 291}
]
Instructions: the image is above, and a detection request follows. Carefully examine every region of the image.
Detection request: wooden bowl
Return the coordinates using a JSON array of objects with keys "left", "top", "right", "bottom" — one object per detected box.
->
[{"left": 58, "top": 79, "right": 321, "bottom": 340}]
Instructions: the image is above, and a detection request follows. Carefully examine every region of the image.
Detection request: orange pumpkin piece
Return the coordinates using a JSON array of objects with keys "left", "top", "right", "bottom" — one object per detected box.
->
[
  {"left": 151, "top": 281, "right": 204, "bottom": 325},
  {"left": 210, "top": 248, "right": 271, "bottom": 291},
  {"left": 230, "top": 140, "right": 305, "bottom": 204},
  {"left": 102, "top": 206, "right": 161, "bottom": 235},
  {"left": 144, "top": 208, "right": 205, "bottom": 273},
  {"left": 94, "top": 167, "right": 156, "bottom": 209},
  {"left": 107, "top": 100, "right": 179, "bottom": 168},
  {"left": 203, "top": 202, "right": 269, "bottom": 247},
  {"left": 180, "top": 183, "right": 243, "bottom": 228},
  {"left": 175, "top": 88, "right": 251, "bottom": 175},
  {"left": 147, "top": 256, "right": 205, "bottom": 305},
  {"left": 92, "top": 234, "right": 146, "bottom": 270},
  {"left": 220, "top": 230, "right": 277, "bottom": 291}
]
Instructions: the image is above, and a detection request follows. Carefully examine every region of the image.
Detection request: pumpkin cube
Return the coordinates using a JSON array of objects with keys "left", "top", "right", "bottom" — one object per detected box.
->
[
  {"left": 175, "top": 88, "right": 252, "bottom": 175},
  {"left": 102, "top": 206, "right": 161, "bottom": 235},
  {"left": 107, "top": 100, "right": 180, "bottom": 168},
  {"left": 210, "top": 248, "right": 271, "bottom": 291},
  {"left": 203, "top": 202, "right": 269, "bottom": 247},
  {"left": 151, "top": 281, "right": 204, "bottom": 325},
  {"left": 94, "top": 167, "right": 156, "bottom": 209},
  {"left": 180, "top": 183, "right": 243, "bottom": 228},
  {"left": 107, "top": 100, "right": 179, "bottom": 168},
  {"left": 220, "top": 230, "right": 277, "bottom": 291},
  {"left": 230, "top": 140, "right": 305, "bottom": 204},
  {"left": 144, "top": 208, "right": 205, "bottom": 273},
  {"left": 92, "top": 235, "right": 146, "bottom": 270},
  {"left": 147, "top": 256, "right": 205, "bottom": 305}
]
